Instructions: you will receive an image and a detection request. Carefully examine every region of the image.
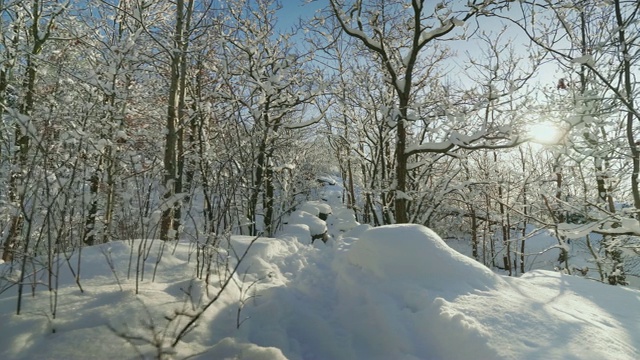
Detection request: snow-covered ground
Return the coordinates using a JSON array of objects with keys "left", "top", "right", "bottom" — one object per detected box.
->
[{"left": 1, "top": 188, "right": 639, "bottom": 359}]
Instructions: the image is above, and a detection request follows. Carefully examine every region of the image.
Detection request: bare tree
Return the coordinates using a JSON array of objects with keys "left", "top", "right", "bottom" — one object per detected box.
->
[
  {"left": 326, "top": 0, "right": 530, "bottom": 223},
  {"left": 2, "top": 0, "right": 67, "bottom": 261},
  {"left": 486, "top": 0, "right": 640, "bottom": 283},
  {"left": 218, "top": 0, "right": 327, "bottom": 236}
]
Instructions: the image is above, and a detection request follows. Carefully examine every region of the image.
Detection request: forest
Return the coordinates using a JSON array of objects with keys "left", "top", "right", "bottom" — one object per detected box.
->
[
  {"left": 1, "top": 0, "right": 640, "bottom": 358},
  {"left": 1, "top": 0, "right": 640, "bottom": 280},
  {"left": 1, "top": 0, "right": 640, "bottom": 278}
]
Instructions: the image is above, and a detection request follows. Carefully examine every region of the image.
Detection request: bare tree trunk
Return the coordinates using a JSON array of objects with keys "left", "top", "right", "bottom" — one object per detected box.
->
[
  {"left": 518, "top": 147, "right": 528, "bottom": 274},
  {"left": 395, "top": 117, "right": 408, "bottom": 223},
  {"left": 346, "top": 158, "right": 357, "bottom": 217},
  {"left": 160, "top": 0, "right": 192, "bottom": 240},
  {"left": 614, "top": 0, "right": 640, "bottom": 212},
  {"left": 553, "top": 155, "right": 564, "bottom": 222},
  {"left": 4, "top": 0, "right": 55, "bottom": 260},
  {"left": 84, "top": 157, "right": 103, "bottom": 246},
  {"left": 173, "top": 8, "right": 192, "bottom": 235},
  {"left": 471, "top": 208, "right": 479, "bottom": 260},
  {"left": 160, "top": 67, "right": 179, "bottom": 240},
  {"left": 263, "top": 166, "right": 275, "bottom": 236},
  {"left": 0, "top": 19, "right": 19, "bottom": 162},
  {"left": 496, "top": 156, "right": 511, "bottom": 276},
  {"left": 248, "top": 140, "right": 267, "bottom": 236}
]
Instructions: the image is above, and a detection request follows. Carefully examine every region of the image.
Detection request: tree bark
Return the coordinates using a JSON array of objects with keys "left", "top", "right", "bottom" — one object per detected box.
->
[{"left": 160, "top": 0, "right": 192, "bottom": 240}]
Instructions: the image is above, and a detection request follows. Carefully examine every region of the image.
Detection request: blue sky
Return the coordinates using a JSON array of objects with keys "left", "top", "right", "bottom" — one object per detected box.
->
[
  {"left": 276, "top": 0, "right": 324, "bottom": 30},
  {"left": 272, "top": 0, "right": 558, "bottom": 90}
]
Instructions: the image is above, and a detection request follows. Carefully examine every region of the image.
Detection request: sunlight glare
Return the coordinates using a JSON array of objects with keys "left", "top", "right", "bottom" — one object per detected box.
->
[{"left": 527, "top": 122, "right": 564, "bottom": 145}]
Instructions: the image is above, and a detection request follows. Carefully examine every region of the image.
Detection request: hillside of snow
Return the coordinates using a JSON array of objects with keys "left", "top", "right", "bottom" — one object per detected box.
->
[{"left": 1, "top": 193, "right": 640, "bottom": 359}]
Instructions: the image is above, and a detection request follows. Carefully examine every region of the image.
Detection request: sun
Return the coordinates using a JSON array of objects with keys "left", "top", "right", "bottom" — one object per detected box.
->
[{"left": 527, "top": 122, "right": 564, "bottom": 145}]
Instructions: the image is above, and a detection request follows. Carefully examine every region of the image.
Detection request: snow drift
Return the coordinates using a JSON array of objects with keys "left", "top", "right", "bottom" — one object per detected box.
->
[{"left": 1, "top": 221, "right": 639, "bottom": 360}]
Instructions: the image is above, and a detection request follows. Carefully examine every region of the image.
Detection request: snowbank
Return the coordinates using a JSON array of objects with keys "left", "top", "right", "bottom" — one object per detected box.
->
[
  {"left": 346, "top": 224, "right": 500, "bottom": 290},
  {"left": 331, "top": 224, "right": 504, "bottom": 359},
  {"left": 1, "top": 223, "right": 639, "bottom": 360},
  {"left": 207, "top": 337, "right": 288, "bottom": 360}
]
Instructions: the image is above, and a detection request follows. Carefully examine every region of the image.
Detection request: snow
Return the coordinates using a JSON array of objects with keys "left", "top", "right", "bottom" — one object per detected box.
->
[
  {"left": 280, "top": 223, "right": 313, "bottom": 244},
  {"left": 298, "top": 201, "right": 332, "bottom": 218},
  {"left": 621, "top": 217, "right": 640, "bottom": 234},
  {"left": 451, "top": 18, "right": 465, "bottom": 26},
  {"left": 406, "top": 140, "right": 453, "bottom": 153},
  {"left": 346, "top": 225, "right": 500, "bottom": 290},
  {"left": 327, "top": 207, "right": 360, "bottom": 233},
  {"left": 395, "top": 189, "right": 413, "bottom": 201},
  {"left": 558, "top": 222, "right": 600, "bottom": 239},
  {"left": 2, "top": 199, "right": 640, "bottom": 359},
  {"left": 346, "top": 28, "right": 382, "bottom": 49},
  {"left": 207, "top": 338, "right": 288, "bottom": 359},
  {"left": 571, "top": 54, "right": 595, "bottom": 66},
  {"left": 419, "top": 22, "right": 454, "bottom": 44},
  {"left": 285, "top": 210, "right": 327, "bottom": 237}
]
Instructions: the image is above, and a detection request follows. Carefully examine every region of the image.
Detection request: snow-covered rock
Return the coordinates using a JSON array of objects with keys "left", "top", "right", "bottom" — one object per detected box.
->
[
  {"left": 286, "top": 210, "right": 328, "bottom": 243},
  {"left": 299, "top": 201, "right": 332, "bottom": 220}
]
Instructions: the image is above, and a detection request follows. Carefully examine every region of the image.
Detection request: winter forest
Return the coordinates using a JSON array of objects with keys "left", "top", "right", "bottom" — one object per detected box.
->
[{"left": 1, "top": 0, "right": 640, "bottom": 359}]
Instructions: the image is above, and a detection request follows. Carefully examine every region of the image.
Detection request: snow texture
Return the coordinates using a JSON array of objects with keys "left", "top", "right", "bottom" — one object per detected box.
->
[
  {"left": 298, "top": 201, "right": 332, "bottom": 218},
  {"left": 286, "top": 209, "right": 327, "bottom": 237},
  {"left": 1, "top": 202, "right": 640, "bottom": 359},
  {"left": 571, "top": 54, "right": 595, "bottom": 66}
]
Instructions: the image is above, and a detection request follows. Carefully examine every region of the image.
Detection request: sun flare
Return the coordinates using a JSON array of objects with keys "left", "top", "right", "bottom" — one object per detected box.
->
[{"left": 527, "top": 122, "right": 564, "bottom": 145}]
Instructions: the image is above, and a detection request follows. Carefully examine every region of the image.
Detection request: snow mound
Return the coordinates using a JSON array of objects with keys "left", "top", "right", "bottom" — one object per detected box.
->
[
  {"left": 2, "top": 219, "right": 640, "bottom": 360},
  {"left": 232, "top": 236, "right": 306, "bottom": 284},
  {"left": 298, "top": 201, "right": 332, "bottom": 218},
  {"left": 280, "top": 223, "right": 312, "bottom": 244},
  {"left": 205, "top": 337, "right": 288, "bottom": 360},
  {"left": 341, "top": 224, "right": 372, "bottom": 241},
  {"left": 331, "top": 224, "right": 504, "bottom": 359},
  {"left": 346, "top": 224, "right": 501, "bottom": 290},
  {"left": 287, "top": 210, "right": 327, "bottom": 237}
]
